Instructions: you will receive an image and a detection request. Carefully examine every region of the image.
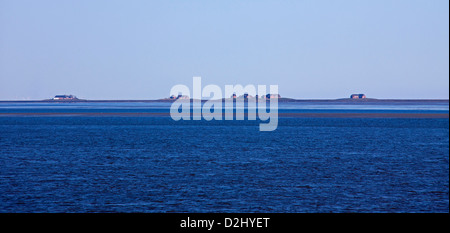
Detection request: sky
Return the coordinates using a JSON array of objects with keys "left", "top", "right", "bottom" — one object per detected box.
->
[{"left": 0, "top": 0, "right": 448, "bottom": 100}]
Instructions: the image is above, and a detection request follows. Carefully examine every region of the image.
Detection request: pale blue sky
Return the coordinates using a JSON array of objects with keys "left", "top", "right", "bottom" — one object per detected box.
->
[{"left": 0, "top": 0, "right": 448, "bottom": 100}]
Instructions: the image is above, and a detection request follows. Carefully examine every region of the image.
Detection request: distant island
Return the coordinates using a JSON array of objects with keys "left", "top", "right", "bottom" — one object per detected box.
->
[{"left": 0, "top": 93, "right": 448, "bottom": 104}]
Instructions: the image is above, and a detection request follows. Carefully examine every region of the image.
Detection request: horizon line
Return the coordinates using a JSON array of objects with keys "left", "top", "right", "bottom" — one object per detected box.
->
[{"left": 0, "top": 97, "right": 449, "bottom": 102}]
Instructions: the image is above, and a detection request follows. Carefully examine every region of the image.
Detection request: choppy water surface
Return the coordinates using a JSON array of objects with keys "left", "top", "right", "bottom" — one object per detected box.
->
[{"left": 0, "top": 102, "right": 448, "bottom": 212}]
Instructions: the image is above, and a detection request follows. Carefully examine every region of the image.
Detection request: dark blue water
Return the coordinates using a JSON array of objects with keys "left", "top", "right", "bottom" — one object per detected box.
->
[{"left": 0, "top": 116, "right": 448, "bottom": 213}]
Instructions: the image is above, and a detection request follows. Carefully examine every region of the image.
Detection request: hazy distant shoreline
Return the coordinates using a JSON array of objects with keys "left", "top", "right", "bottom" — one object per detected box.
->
[{"left": 0, "top": 98, "right": 448, "bottom": 104}]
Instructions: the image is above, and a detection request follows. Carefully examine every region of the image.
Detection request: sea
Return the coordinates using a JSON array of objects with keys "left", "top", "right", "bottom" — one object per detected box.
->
[{"left": 0, "top": 101, "right": 448, "bottom": 213}]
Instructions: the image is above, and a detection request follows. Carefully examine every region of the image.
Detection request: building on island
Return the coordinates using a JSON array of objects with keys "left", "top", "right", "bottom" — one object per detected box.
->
[
  {"left": 168, "top": 95, "right": 189, "bottom": 100},
  {"left": 52, "top": 95, "right": 78, "bottom": 100},
  {"left": 350, "top": 94, "right": 366, "bottom": 99},
  {"left": 230, "top": 94, "right": 255, "bottom": 99},
  {"left": 236, "top": 94, "right": 252, "bottom": 99},
  {"left": 177, "top": 95, "right": 189, "bottom": 99},
  {"left": 265, "top": 94, "right": 281, "bottom": 99}
]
